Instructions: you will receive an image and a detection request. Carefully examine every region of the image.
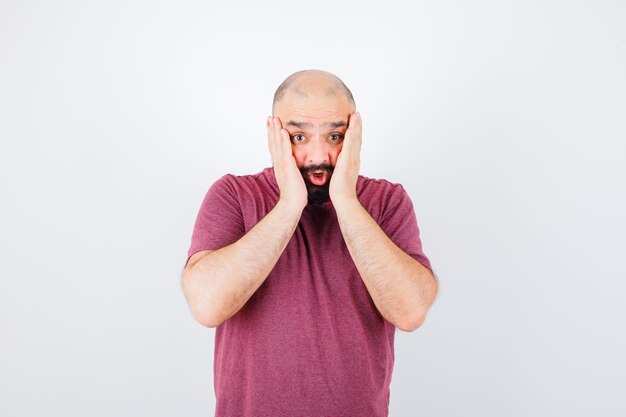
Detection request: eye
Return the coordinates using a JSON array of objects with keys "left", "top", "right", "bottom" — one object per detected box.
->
[
  {"left": 291, "top": 134, "right": 305, "bottom": 142},
  {"left": 329, "top": 133, "right": 343, "bottom": 141}
]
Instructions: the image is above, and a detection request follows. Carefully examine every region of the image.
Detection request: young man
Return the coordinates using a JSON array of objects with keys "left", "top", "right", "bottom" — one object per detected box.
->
[{"left": 182, "top": 69, "right": 438, "bottom": 416}]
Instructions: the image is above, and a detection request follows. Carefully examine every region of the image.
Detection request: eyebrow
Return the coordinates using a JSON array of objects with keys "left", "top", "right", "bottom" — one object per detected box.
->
[{"left": 286, "top": 120, "right": 347, "bottom": 129}]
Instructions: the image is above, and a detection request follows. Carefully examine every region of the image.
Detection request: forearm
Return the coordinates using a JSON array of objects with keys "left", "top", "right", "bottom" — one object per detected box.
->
[
  {"left": 183, "top": 199, "right": 302, "bottom": 327},
  {"left": 334, "top": 198, "right": 438, "bottom": 331}
]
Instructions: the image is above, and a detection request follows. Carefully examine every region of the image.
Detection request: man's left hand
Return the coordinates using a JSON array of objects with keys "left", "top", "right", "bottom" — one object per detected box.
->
[{"left": 329, "top": 111, "right": 362, "bottom": 207}]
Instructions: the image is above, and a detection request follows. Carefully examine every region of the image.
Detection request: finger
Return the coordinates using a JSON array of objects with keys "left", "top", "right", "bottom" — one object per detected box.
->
[
  {"left": 342, "top": 112, "right": 357, "bottom": 151},
  {"left": 280, "top": 127, "right": 290, "bottom": 154},
  {"left": 271, "top": 117, "right": 282, "bottom": 159},
  {"left": 274, "top": 117, "right": 291, "bottom": 159},
  {"left": 278, "top": 125, "right": 292, "bottom": 157},
  {"left": 267, "top": 116, "right": 279, "bottom": 164},
  {"left": 267, "top": 116, "right": 274, "bottom": 148},
  {"left": 350, "top": 112, "right": 362, "bottom": 133},
  {"left": 341, "top": 114, "right": 358, "bottom": 160},
  {"left": 353, "top": 112, "right": 362, "bottom": 153}
]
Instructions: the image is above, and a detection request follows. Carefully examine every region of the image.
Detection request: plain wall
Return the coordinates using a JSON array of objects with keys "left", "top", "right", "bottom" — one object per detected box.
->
[{"left": 1, "top": 1, "right": 624, "bottom": 416}]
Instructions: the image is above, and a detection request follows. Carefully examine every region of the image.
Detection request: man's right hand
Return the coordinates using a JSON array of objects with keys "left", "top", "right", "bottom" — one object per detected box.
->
[{"left": 267, "top": 116, "right": 307, "bottom": 211}]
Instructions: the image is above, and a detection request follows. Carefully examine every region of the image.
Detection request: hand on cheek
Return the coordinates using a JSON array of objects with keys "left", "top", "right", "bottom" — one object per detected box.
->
[
  {"left": 266, "top": 116, "right": 308, "bottom": 211},
  {"left": 329, "top": 112, "right": 362, "bottom": 206}
]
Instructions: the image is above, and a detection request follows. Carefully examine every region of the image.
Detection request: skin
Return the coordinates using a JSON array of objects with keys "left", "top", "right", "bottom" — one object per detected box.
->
[
  {"left": 269, "top": 75, "right": 356, "bottom": 209},
  {"left": 182, "top": 70, "right": 438, "bottom": 331}
]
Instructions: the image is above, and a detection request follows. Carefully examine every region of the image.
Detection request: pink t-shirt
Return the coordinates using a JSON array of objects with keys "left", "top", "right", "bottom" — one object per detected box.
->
[{"left": 187, "top": 166, "right": 432, "bottom": 417}]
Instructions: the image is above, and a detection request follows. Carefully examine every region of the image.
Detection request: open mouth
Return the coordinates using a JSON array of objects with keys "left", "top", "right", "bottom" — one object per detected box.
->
[{"left": 308, "top": 170, "right": 328, "bottom": 186}]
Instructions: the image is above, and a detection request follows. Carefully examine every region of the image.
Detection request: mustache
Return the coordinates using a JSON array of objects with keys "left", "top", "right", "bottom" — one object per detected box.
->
[{"left": 299, "top": 163, "right": 334, "bottom": 176}]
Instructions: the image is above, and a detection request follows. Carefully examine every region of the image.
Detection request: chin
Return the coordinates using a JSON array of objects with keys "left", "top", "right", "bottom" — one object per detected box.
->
[{"left": 305, "top": 183, "right": 330, "bottom": 207}]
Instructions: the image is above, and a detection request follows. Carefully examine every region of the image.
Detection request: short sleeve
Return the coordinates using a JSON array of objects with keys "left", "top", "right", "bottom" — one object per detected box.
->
[
  {"left": 378, "top": 185, "right": 433, "bottom": 273},
  {"left": 186, "top": 174, "right": 245, "bottom": 262}
]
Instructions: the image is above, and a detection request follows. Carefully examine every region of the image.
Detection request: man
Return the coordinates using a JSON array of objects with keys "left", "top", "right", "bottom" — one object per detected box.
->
[{"left": 181, "top": 69, "right": 438, "bottom": 416}]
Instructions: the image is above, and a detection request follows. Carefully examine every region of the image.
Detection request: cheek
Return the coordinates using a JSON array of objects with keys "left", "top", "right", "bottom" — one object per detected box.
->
[
  {"left": 330, "top": 147, "right": 343, "bottom": 165},
  {"left": 291, "top": 147, "right": 306, "bottom": 168}
]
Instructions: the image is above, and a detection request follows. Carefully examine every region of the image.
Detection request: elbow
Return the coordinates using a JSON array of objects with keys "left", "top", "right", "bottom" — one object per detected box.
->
[
  {"left": 399, "top": 272, "right": 439, "bottom": 332},
  {"left": 195, "top": 312, "right": 221, "bottom": 328},
  {"left": 181, "top": 271, "right": 222, "bottom": 328},
  {"left": 190, "top": 302, "right": 226, "bottom": 328},
  {"left": 396, "top": 307, "right": 430, "bottom": 332},
  {"left": 186, "top": 301, "right": 220, "bottom": 329},
  {"left": 396, "top": 313, "right": 425, "bottom": 332}
]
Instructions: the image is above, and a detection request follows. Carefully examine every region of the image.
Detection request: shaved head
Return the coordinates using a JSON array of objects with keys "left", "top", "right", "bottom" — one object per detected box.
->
[
  {"left": 269, "top": 69, "right": 356, "bottom": 208},
  {"left": 272, "top": 69, "right": 355, "bottom": 115}
]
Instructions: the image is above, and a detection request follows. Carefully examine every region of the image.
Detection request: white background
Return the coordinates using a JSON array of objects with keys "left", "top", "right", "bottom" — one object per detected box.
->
[{"left": 1, "top": 1, "right": 625, "bottom": 416}]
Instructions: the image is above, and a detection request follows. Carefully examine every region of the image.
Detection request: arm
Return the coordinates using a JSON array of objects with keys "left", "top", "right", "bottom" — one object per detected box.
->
[
  {"left": 334, "top": 198, "right": 438, "bottom": 332},
  {"left": 182, "top": 199, "right": 302, "bottom": 328},
  {"left": 328, "top": 112, "right": 437, "bottom": 332},
  {"left": 182, "top": 115, "right": 307, "bottom": 328}
]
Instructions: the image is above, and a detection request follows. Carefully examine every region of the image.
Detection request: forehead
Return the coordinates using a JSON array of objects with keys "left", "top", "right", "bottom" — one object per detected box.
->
[{"left": 276, "top": 94, "right": 352, "bottom": 129}]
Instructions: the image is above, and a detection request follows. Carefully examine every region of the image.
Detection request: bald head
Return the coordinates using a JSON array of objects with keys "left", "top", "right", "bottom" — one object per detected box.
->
[{"left": 272, "top": 69, "right": 355, "bottom": 115}]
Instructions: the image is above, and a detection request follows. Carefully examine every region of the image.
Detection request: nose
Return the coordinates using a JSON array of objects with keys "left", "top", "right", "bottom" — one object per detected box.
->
[{"left": 307, "top": 137, "right": 331, "bottom": 166}]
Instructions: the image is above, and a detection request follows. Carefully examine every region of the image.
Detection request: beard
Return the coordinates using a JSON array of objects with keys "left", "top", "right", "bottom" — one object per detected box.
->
[{"left": 299, "top": 163, "right": 334, "bottom": 207}]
